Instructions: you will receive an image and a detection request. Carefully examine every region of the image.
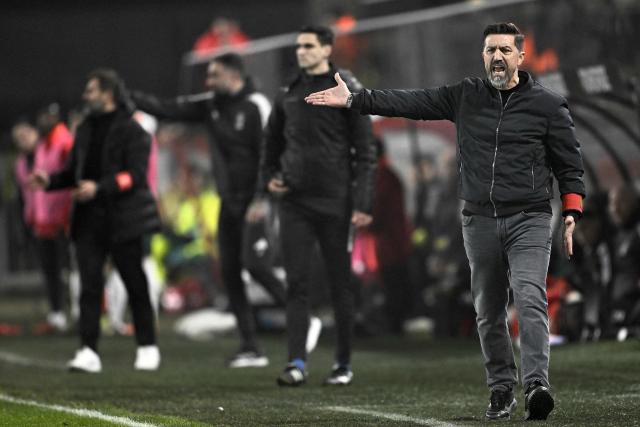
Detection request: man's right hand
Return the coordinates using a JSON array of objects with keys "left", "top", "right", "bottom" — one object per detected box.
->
[
  {"left": 28, "top": 170, "right": 49, "bottom": 190},
  {"left": 305, "top": 73, "right": 351, "bottom": 108},
  {"left": 246, "top": 198, "right": 268, "bottom": 223},
  {"left": 268, "top": 178, "right": 290, "bottom": 195}
]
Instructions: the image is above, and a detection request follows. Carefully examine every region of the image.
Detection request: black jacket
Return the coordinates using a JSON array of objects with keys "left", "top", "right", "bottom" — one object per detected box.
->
[
  {"left": 48, "top": 109, "right": 160, "bottom": 243},
  {"left": 132, "top": 80, "right": 270, "bottom": 215},
  {"left": 263, "top": 68, "right": 376, "bottom": 217},
  {"left": 352, "top": 71, "right": 586, "bottom": 217}
]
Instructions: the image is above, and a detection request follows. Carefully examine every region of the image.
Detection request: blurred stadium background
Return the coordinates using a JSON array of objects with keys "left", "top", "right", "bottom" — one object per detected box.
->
[{"left": 0, "top": 0, "right": 639, "bottom": 425}]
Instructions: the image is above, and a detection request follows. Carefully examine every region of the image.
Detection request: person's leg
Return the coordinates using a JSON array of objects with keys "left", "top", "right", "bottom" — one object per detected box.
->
[
  {"left": 36, "top": 237, "right": 64, "bottom": 313},
  {"left": 316, "top": 215, "right": 353, "bottom": 367},
  {"left": 280, "top": 203, "right": 316, "bottom": 363},
  {"left": 219, "top": 204, "right": 259, "bottom": 352},
  {"left": 110, "top": 237, "right": 156, "bottom": 346},
  {"left": 74, "top": 232, "right": 108, "bottom": 352},
  {"left": 503, "top": 212, "right": 553, "bottom": 390},
  {"left": 242, "top": 220, "right": 287, "bottom": 307},
  {"left": 462, "top": 214, "right": 517, "bottom": 391}
]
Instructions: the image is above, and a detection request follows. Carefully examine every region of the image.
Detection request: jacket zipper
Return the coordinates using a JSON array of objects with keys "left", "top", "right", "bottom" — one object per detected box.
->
[
  {"left": 531, "top": 162, "right": 535, "bottom": 190},
  {"left": 489, "top": 92, "right": 514, "bottom": 217}
]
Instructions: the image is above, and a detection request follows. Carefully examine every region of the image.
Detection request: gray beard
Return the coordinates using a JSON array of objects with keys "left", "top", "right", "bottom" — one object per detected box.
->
[{"left": 487, "top": 69, "right": 512, "bottom": 90}]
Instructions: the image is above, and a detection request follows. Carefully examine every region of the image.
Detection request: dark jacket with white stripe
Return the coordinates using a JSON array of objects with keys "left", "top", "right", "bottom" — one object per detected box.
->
[
  {"left": 352, "top": 71, "right": 586, "bottom": 217},
  {"left": 47, "top": 108, "right": 160, "bottom": 243},
  {"left": 132, "top": 80, "right": 270, "bottom": 215}
]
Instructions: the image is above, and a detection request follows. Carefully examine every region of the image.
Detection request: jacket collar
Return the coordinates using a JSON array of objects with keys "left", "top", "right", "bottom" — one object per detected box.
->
[
  {"left": 286, "top": 63, "right": 337, "bottom": 89},
  {"left": 484, "top": 70, "right": 533, "bottom": 96}
]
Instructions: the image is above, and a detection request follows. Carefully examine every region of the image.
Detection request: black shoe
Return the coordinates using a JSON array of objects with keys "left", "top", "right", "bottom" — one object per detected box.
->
[
  {"left": 226, "top": 350, "right": 269, "bottom": 368},
  {"left": 485, "top": 388, "right": 517, "bottom": 420},
  {"left": 276, "top": 364, "right": 307, "bottom": 387},
  {"left": 323, "top": 364, "right": 353, "bottom": 386},
  {"left": 524, "top": 380, "right": 554, "bottom": 420}
]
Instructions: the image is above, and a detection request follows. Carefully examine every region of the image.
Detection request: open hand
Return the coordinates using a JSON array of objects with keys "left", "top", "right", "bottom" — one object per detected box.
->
[{"left": 305, "top": 73, "right": 351, "bottom": 108}]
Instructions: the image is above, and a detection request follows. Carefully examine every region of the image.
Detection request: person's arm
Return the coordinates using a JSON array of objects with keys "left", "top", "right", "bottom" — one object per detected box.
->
[
  {"left": 260, "top": 90, "right": 288, "bottom": 195},
  {"left": 44, "top": 138, "right": 78, "bottom": 190},
  {"left": 305, "top": 73, "right": 459, "bottom": 121},
  {"left": 346, "top": 107, "right": 376, "bottom": 224},
  {"left": 546, "top": 99, "right": 586, "bottom": 258},
  {"left": 130, "top": 90, "right": 209, "bottom": 122}
]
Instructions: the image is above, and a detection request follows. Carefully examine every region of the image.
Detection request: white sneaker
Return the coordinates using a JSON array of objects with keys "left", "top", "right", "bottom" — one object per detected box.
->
[
  {"left": 134, "top": 345, "right": 161, "bottom": 371},
  {"left": 47, "top": 311, "right": 68, "bottom": 332},
  {"left": 306, "top": 316, "right": 323, "bottom": 354},
  {"left": 67, "top": 347, "right": 102, "bottom": 373}
]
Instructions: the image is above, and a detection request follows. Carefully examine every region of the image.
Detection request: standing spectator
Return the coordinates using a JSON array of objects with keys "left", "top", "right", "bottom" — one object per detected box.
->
[
  {"left": 369, "top": 138, "right": 413, "bottom": 334},
  {"left": 607, "top": 184, "right": 640, "bottom": 340},
  {"left": 305, "top": 23, "right": 585, "bottom": 420},
  {"left": 31, "top": 69, "right": 162, "bottom": 373},
  {"left": 572, "top": 193, "right": 613, "bottom": 342},
  {"left": 263, "top": 25, "right": 376, "bottom": 386},
  {"left": 131, "top": 53, "right": 296, "bottom": 368},
  {"left": 192, "top": 17, "right": 249, "bottom": 57},
  {"left": 13, "top": 114, "right": 73, "bottom": 333}
]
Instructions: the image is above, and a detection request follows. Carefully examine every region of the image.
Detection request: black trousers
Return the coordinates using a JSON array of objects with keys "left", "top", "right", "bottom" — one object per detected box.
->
[
  {"left": 35, "top": 234, "right": 69, "bottom": 313},
  {"left": 74, "top": 208, "right": 155, "bottom": 352},
  {"left": 280, "top": 201, "right": 354, "bottom": 365},
  {"left": 218, "top": 202, "right": 287, "bottom": 352}
]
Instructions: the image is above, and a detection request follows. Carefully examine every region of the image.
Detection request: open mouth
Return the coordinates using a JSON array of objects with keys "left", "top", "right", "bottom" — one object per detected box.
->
[{"left": 492, "top": 63, "right": 506, "bottom": 74}]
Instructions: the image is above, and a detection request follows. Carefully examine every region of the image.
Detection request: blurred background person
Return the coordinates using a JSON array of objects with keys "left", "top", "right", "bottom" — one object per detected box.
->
[
  {"left": 368, "top": 138, "right": 413, "bottom": 335},
  {"left": 192, "top": 17, "right": 249, "bottom": 57},
  {"left": 31, "top": 68, "right": 162, "bottom": 373},
  {"left": 264, "top": 25, "right": 376, "bottom": 387},
  {"left": 571, "top": 192, "right": 613, "bottom": 342},
  {"left": 131, "top": 53, "right": 290, "bottom": 368},
  {"left": 607, "top": 184, "right": 640, "bottom": 341},
  {"left": 13, "top": 111, "right": 73, "bottom": 334}
]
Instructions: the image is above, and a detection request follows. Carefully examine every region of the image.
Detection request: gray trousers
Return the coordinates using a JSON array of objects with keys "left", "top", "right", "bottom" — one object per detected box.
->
[{"left": 462, "top": 211, "right": 552, "bottom": 392}]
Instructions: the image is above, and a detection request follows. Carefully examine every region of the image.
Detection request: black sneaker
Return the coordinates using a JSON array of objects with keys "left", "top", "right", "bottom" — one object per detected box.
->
[
  {"left": 226, "top": 350, "right": 269, "bottom": 368},
  {"left": 485, "top": 388, "right": 517, "bottom": 420},
  {"left": 276, "top": 364, "right": 307, "bottom": 386},
  {"left": 323, "top": 365, "right": 353, "bottom": 386},
  {"left": 524, "top": 380, "right": 554, "bottom": 420}
]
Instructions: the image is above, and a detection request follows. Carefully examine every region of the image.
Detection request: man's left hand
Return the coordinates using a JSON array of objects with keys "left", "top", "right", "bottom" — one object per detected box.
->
[
  {"left": 351, "top": 211, "right": 372, "bottom": 228},
  {"left": 73, "top": 180, "right": 98, "bottom": 202},
  {"left": 563, "top": 214, "right": 576, "bottom": 259}
]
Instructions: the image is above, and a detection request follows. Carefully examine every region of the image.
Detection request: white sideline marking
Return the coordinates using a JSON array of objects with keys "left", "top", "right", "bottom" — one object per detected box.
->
[
  {"left": 324, "top": 406, "right": 460, "bottom": 427},
  {"left": 0, "top": 393, "right": 161, "bottom": 427},
  {"left": 0, "top": 350, "right": 66, "bottom": 370}
]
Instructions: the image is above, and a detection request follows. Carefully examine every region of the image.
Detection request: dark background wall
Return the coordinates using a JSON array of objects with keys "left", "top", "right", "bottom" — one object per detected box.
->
[{"left": 0, "top": 0, "right": 307, "bottom": 131}]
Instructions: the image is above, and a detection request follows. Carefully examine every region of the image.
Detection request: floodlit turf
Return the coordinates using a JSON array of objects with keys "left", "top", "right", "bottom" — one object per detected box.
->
[{"left": 1, "top": 299, "right": 639, "bottom": 426}]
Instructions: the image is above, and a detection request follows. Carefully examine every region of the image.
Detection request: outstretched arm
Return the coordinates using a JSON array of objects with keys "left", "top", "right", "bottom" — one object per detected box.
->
[{"left": 306, "top": 73, "right": 459, "bottom": 121}]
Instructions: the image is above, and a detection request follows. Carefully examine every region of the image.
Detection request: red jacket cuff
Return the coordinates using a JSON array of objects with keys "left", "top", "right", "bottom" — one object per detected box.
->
[{"left": 562, "top": 193, "right": 583, "bottom": 214}]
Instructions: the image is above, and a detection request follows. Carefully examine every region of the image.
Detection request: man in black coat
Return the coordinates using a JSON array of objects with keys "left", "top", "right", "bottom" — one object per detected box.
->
[
  {"left": 263, "top": 25, "right": 376, "bottom": 387},
  {"left": 306, "top": 23, "right": 586, "bottom": 420},
  {"left": 130, "top": 53, "right": 296, "bottom": 368},
  {"left": 32, "top": 68, "right": 161, "bottom": 373}
]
